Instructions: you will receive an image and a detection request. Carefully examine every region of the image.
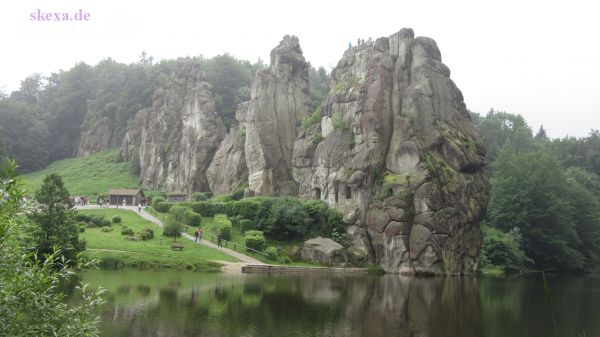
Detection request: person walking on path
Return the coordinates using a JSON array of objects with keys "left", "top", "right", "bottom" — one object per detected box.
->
[
  {"left": 138, "top": 203, "right": 142, "bottom": 213},
  {"left": 122, "top": 198, "right": 126, "bottom": 207},
  {"left": 198, "top": 227, "right": 203, "bottom": 242},
  {"left": 217, "top": 235, "right": 223, "bottom": 247},
  {"left": 194, "top": 228, "right": 200, "bottom": 243}
]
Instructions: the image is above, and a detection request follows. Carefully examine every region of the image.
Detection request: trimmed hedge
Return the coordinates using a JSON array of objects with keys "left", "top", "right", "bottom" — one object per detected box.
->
[
  {"left": 265, "top": 246, "right": 278, "bottom": 260},
  {"left": 244, "top": 230, "right": 265, "bottom": 252},
  {"left": 214, "top": 214, "right": 232, "bottom": 241}
]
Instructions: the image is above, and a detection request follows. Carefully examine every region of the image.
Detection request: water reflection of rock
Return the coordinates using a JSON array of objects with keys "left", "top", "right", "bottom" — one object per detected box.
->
[{"left": 335, "top": 276, "right": 484, "bottom": 337}]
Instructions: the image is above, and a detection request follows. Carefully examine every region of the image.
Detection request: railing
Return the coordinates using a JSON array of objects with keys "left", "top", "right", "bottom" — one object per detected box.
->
[
  {"left": 145, "top": 206, "right": 270, "bottom": 258},
  {"left": 183, "top": 224, "right": 271, "bottom": 258}
]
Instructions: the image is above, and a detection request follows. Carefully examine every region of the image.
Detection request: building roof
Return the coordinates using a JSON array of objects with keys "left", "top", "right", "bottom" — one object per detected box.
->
[
  {"left": 107, "top": 189, "right": 144, "bottom": 196},
  {"left": 167, "top": 192, "right": 187, "bottom": 196}
]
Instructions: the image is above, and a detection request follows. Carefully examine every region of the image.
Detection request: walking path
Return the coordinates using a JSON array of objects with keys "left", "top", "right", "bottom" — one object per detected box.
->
[{"left": 76, "top": 205, "right": 264, "bottom": 271}]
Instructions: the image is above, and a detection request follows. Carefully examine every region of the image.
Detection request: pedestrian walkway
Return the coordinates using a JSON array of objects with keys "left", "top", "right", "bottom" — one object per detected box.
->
[{"left": 75, "top": 205, "right": 264, "bottom": 268}]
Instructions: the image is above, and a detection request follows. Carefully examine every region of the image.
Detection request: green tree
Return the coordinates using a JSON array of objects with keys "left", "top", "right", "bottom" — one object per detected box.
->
[
  {"left": 478, "top": 109, "right": 534, "bottom": 167},
  {"left": 479, "top": 226, "right": 532, "bottom": 271},
  {"left": 308, "top": 65, "right": 330, "bottom": 107},
  {"left": 163, "top": 217, "right": 183, "bottom": 242},
  {"left": 486, "top": 146, "right": 584, "bottom": 272},
  {"left": 0, "top": 160, "right": 104, "bottom": 336},
  {"left": 202, "top": 54, "right": 260, "bottom": 129},
  {"left": 27, "top": 173, "right": 85, "bottom": 261}
]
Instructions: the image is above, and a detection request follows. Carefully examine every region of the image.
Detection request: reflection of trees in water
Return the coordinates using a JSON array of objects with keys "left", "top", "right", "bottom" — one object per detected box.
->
[{"left": 94, "top": 274, "right": 485, "bottom": 337}]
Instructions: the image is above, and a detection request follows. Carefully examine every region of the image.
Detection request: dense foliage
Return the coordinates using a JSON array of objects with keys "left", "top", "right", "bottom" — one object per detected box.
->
[
  {"left": 0, "top": 55, "right": 265, "bottom": 173},
  {"left": 476, "top": 109, "right": 600, "bottom": 273},
  {"left": 155, "top": 196, "right": 345, "bottom": 241},
  {"left": 0, "top": 161, "right": 103, "bottom": 336},
  {"left": 27, "top": 173, "right": 86, "bottom": 262}
]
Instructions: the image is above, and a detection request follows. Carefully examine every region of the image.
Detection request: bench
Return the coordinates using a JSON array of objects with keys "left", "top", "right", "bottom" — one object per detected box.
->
[{"left": 171, "top": 242, "right": 184, "bottom": 251}]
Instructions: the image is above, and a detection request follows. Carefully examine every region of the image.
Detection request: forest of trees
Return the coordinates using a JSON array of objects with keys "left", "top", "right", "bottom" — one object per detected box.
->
[
  {"left": 0, "top": 54, "right": 316, "bottom": 173},
  {"left": 475, "top": 110, "right": 600, "bottom": 273}
]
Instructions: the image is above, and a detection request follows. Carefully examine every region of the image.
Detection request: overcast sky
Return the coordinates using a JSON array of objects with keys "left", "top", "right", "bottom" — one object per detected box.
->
[{"left": 1, "top": 0, "right": 598, "bottom": 138}]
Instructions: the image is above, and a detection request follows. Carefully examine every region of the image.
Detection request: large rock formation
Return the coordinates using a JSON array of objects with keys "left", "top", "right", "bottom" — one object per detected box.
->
[
  {"left": 209, "top": 35, "right": 312, "bottom": 195},
  {"left": 120, "top": 60, "right": 226, "bottom": 195},
  {"left": 77, "top": 117, "right": 119, "bottom": 157},
  {"left": 118, "top": 30, "right": 488, "bottom": 275},
  {"left": 292, "top": 29, "right": 489, "bottom": 275},
  {"left": 240, "top": 35, "right": 312, "bottom": 195}
]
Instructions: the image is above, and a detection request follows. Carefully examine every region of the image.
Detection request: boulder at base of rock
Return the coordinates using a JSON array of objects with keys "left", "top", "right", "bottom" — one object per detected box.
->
[{"left": 301, "top": 237, "right": 347, "bottom": 266}]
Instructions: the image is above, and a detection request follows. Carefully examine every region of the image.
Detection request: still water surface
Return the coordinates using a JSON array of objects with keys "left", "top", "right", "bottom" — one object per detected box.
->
[{"left": 82, "top": 270, "right": 600, "bottom": 337}]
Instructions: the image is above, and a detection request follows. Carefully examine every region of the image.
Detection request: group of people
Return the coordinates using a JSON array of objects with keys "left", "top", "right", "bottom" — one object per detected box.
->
[
  {"left": 96, "top": 196, "right": 107, "bottom": 208},
  {"left": 74, "top": 195, "right": 90, "bottom": 206},
  {"left": 194, "top": 227, "right": 203, "bottom": 243}
]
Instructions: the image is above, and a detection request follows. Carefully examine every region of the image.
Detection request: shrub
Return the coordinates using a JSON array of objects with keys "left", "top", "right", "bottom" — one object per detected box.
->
[
  {"left": 79, "top": 225, "right": 86, "bottom": 233},
  {"left": 138, "top": 229, "right": 152, "bottom": 241},
  {"left": 211, "top": 194, "right": 233, "bottom": 203},
  {"left": 187, "top": 211, "right": 202, "bottom": 227},
  {"left": 169, "top": 205, "right": 193, "bottom": 222},
  {"left": 121, "top": 228, "right": 134, "bottom": 236},
  {"left": 192, "top": 192, "right": 208, "bottom": 202},
  {"left": 240, "top": 219, "right": 254, "bottom": 232},
  {"left": 479, "top": 226, "right": 532, "bottom": 272},
  {"left": 151, "top": 196, "right": 166, "bottom": 209},
  {"left": 214, "top": 214, "right": 232, "bottom": 241},
  {"left": 142, "top": 226, "right": 154, "bottom": 239},
  {"left": 112, "top": 215, "right": 122, "bottom": 224},
  {"left": 281, "top": 256, "right": 293, "bottom": 264},
  {"left": 75, "top": 214, "right": 92, "bottom": 223},
  {"left": 231, "top": 186, "right": 245, "bottom": 201},
  {"left": 101, "top": 219, "right": 112, "bottom": 227},
  {"left": 244, "top": 230, "right": 265, "bottom": 252},
  {"left": 265, "top": 246, "right": 278, "bottom": 260},
  {"left": 99, "top": 255, "right": 124, "bottom": 270},
  {"left": 232, "top": 198, "right": 264, "bottom": 219},
  {"left": 263, "top": 197, "right": 308, "bottom": 240},
  {"left": 85, "top": 222, "right": 97, "bottom": 228},
  {"left": 101, "top": 226, "right": 113, "bottom": 232},
  {"left": 331, "top": 112, "right": 350, "bottom": 131},
  {"left": 85, "top": 214, "right": 106, "bottom": 227},
  {"left": 301, "top": 105, "right": 322, "bottom": 130}
]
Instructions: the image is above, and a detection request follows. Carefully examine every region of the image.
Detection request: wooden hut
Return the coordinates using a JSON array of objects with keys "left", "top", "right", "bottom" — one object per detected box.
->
[
  {"left": 107, "top": 189, "right": 145, "bottom": 206},
  {"left": 167, "top": 192, "right": 187, "bottom": 202}
]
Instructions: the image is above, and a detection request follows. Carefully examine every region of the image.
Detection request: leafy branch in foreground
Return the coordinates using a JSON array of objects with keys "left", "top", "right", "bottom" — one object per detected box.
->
[{"left": 0, "top": 160, "right": 104, "bottom": 337}]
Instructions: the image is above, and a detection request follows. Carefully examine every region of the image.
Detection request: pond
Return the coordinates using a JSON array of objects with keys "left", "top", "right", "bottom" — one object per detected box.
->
[{"left": 81, "top": 270, "right": 600, "bottom": 337}]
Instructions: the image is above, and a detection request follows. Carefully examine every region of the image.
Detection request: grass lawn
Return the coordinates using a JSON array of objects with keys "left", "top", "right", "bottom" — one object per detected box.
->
[
  {"left": 79, "top": 209, "right": 238, "bottom": 271},
  {"left": 23, "top": 149, "right": 139, "bottom": 200},
  {"left": 196, "top": 216, "right": 321, "bottom": 267}
]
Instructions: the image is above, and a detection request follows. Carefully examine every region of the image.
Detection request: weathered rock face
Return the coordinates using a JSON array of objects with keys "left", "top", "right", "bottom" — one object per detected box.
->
[
  {"left": 77, "top": 117, "right": 119, "bottom": 157},
  {"left": 240, "top": 35, "right": 312, "bottom": 196},
  {"left": 206, "top": 124, "right": 248, "bottom": 195},
  {"left": 301, "top": 237, "right": 347, "bottom": 266},
  {"left": 120, "top": 60, "right": 226, "bottom": 195},
  {"left": 292, "top": 28, "right": 489, "bottom": 275}
]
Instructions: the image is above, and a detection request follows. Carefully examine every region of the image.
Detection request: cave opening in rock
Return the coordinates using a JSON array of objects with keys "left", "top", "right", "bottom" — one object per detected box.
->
[
  {"left": 313, "top": 188, "right": 321, "bottom": 200},
  {"left": 345, "top": 186, "right": 352, "bottom": 200},
  {"left": 387, "top": 188, "right": 393, "bottom": 197}
]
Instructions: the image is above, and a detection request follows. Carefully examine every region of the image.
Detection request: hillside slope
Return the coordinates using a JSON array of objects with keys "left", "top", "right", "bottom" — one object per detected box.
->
[{"left": 23, "top": 149, "right": 139, "bottom": 198}]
